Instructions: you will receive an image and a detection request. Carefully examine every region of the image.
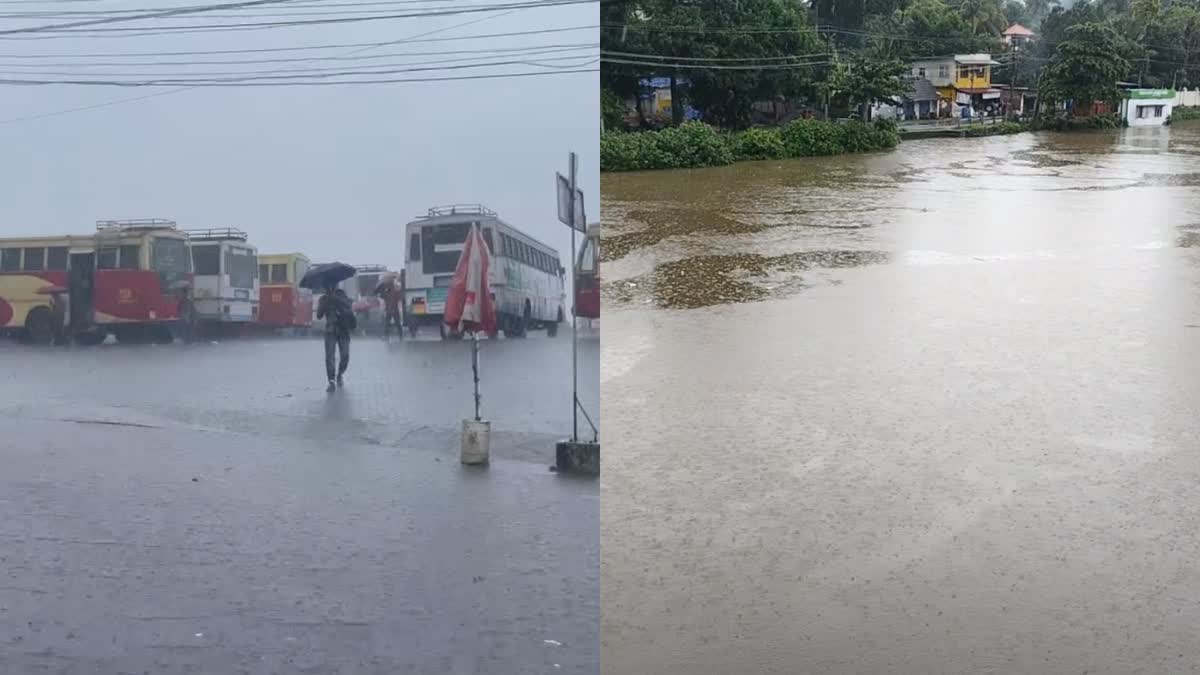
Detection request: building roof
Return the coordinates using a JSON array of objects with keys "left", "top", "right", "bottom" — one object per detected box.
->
[
  {"left": 1003, "top": 23, "right": 1035, "bottom": 37},
  {"left": 955, "top": 53, "right": 1000, "bottom": 65},
  {"left": 903, "top": 78, "right": 940, "bottom": 102}
]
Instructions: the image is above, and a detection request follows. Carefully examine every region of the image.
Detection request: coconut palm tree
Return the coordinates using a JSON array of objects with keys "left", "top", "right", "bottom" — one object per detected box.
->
[{"left": 959, "top": 0, "right": 1007, "bottom": 34}]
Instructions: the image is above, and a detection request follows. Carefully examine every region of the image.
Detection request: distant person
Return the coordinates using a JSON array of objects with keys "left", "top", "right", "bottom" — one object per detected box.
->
[
  {"left": 375, "top": 273, "right": 404, "bottom": 341},
  {"left": 49, "top": 289, "right": 69, "bottom": 345},
  {"left": 316, "top": 283, "right": 355, "bottom": 392}
]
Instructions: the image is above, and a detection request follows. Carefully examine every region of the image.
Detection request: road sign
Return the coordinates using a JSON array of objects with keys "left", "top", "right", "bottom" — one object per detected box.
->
[{"left": 556, "top": 172, "right": 586, "bottom": 232}]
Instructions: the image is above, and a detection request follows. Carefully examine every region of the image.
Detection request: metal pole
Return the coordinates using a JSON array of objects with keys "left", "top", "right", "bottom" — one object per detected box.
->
[
  {"left": 472, "top": 333, "right": 481, "bottom": 422},
  {"left": 568, "top": 151, "right": 579, "bottom": 442}
]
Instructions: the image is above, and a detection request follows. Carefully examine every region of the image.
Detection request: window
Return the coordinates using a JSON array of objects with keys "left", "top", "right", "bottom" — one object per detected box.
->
[
  {"left": 1155, "top": 105, "right": 1164, "bottom": 118},
  {"left": 97, "top": 247, "right": 118, "bottom": 269},
  {"left": 225, "top": 248, "right": 256, "bottom": 289},
  {"left": 193, "top": 245, "right": 220, "bottom": 276},
  {"left": 917, "top": 67, "right": 926, "bottom": 77},
  {"left": 295, "top": 259, "right": 309, "bottom": 284},
  {"left": 409, "top": 233, "right": 421, "bottom": 261},
  {"left": 47, "top": 247, "right": 68, "bottom": 271},
  {"left": 938, "top": 64, "right": 949, "bottom": 79},
  {"left": 151, "top": 238, "right": 189, "bottom": 287},
  {"left": 422, "top": 223, "right": 470, "bottom": 274},
  {"left": 579, "top": 239, "right": 596, "bottom": 273},
  {"left": 22, "top": 248, "right": 44, "bottom": 271},
  {"left": 259, "top": 264, "right": 269, "bottom": 281},
  {"left": 0, "top": 248, "right": 19, "bottom": 271},
  {"left": 118, "top": 245, "right": 141, "bottom": 270},
  {"left": 482, "top": 228, "right": 495, "bottom": 253},
  {"left": 271, "top": 263, "right": 288, "bottom": 283}
]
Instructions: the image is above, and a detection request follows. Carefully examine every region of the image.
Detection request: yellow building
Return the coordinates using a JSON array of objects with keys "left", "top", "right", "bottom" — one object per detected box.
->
[{"left": 911, "top": 54, "right": 1001, "bottom": 116}]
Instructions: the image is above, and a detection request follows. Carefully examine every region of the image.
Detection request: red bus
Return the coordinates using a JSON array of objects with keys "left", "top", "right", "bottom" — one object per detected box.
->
[
  {"left": 574, "top": 223, "right": 599, "bottom": 319},
  {"left": 0, "top": 219, "right": 193, "bottom": 345}
]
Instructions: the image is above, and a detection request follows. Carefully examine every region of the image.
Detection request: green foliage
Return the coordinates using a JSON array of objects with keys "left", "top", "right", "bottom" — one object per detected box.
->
[
  {"left": 1038, "top": 23, "right": 1132, "bottom": 111},
  {"left": 601, "top": 88, "right": 627, "bottom": 131},
  {"left": 865, "top": 0, "right": 994, "bottom": 60},
  {"left": 1031, "top": 114, "right": 1122, "bottom": 130},
  {"left": 963, "top": 121, "right": 1029, "bottom": 136},
  {"left": 599, "top": 120, "right": 902, "bottom": 172},
  {"left": 1173, "top": 106, "right": 1200, "bottom": 121},
  {"left": 730, "top": 127, "right": 787, "bottom": 161}
]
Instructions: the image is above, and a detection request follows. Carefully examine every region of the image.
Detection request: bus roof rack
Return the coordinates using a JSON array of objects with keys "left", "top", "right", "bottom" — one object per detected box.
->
[
  {"left": 424, "top": 204, "right": 496, "bottom": 219},
  {"left": 96, "top": 218, "right": 177, "bottom": 231},
  {"left": 354, "top": 264, "right": 388, "bottom": 273},
  {"left": 183, "top": 228, "right": 248, "bottom": 242}
]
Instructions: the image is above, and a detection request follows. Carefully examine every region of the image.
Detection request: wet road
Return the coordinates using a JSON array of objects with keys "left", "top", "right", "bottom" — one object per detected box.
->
[
  {"left": 601, "top": 125, "right": 1200, "bottom": 674},
  {"left": 0, "top": 331, "right": 599, "bottom": 674}
]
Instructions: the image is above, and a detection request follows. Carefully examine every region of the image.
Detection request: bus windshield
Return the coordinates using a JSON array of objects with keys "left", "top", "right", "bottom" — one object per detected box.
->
[
  {"left": 225, "top": 248, "right": 256, "bottom": 289},
  {"left": 152, "top": 237, "right": 191, "bottom": 288},
  {"left": 422, "top": 222, "right": 470, "bottom": 274}
]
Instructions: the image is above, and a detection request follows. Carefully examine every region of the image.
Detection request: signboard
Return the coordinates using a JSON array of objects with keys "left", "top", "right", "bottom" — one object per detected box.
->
[
  {"left": 556, "top": 173, "right": 586, "bottom": 233},
  {"left": 1128, "top": 88, "right": 1176, "bottom": 100}
]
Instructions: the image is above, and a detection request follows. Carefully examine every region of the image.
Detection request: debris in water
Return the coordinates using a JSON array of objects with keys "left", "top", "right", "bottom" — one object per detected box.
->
[
  {"left": 544, "top": 639, "right": 562, "bottom": 647},
  {"left": 195, "top": 633, "right": 203, "bottom": 638},
  {"left": 191, "top": 477, "right": 199, "bottom": 482}
]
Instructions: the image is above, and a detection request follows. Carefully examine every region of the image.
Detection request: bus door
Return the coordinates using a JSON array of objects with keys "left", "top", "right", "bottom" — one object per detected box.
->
[{"left": 68, "top": 251, "right": 95, "bottom": 326}]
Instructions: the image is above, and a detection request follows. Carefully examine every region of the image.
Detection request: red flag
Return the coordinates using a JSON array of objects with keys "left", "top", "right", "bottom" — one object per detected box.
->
[{"left": 443, "top": 223, "right": 497, "bottom": 335}]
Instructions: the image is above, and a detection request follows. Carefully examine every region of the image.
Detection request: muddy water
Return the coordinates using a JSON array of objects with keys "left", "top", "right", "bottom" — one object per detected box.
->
[{"left": 601, "top": 125, "right": 1200, "bottom": 674}]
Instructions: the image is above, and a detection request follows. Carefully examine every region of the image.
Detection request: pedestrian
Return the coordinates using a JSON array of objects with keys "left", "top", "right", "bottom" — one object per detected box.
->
[
  {"left": 375, "top": 272, "right": 404, "bottom": 341},
  {"left": 49, "top": 289, "right": 69, "bottom": 345},
  {"left": 316, "top": 283, "right": 355, "bottom": 392}
]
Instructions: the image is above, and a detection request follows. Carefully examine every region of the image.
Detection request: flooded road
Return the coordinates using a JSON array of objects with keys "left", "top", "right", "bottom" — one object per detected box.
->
[
  {"left": 0, "top": 334, "right": 599, "bottom": 674},
  {"left": 601, "top": 125, "right": 1200, "bottom": 674}
]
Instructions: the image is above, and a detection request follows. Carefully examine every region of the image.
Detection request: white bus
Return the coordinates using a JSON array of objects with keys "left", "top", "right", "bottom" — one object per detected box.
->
[
  {"left": 404, "top": 204, "right": 565, "bottom": 339},
  {"left": 185, "top": 228, "right": 259, "bottom": 330}
]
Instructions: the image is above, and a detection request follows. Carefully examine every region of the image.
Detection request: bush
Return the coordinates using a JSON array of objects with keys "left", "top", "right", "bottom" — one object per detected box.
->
[
  {"left": 601, "top": 88, "right": 627, "bottom": 131},
  {"left": 963, "top": 121, "right": 1029, "bottom": 137},
  {"left": 1173, "top": 106, "right": 1200, "bottom": 121},
  {"left": 729, "top": 127, "right": 786, "bottom": 161},
  {"left": 599, "top": 119, "right": 901, "bottom": 172},
  {"left": 1031, "top": 114, "right": 1121, "bottom": 132}
]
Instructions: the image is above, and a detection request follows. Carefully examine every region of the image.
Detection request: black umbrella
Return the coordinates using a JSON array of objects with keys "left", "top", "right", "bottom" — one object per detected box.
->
[{"left": 300, "top": 262, "right": 356, "bottom": 290}]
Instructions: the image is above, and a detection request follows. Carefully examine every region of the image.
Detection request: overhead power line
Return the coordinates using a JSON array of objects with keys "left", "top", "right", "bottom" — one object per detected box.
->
[
  {"left": 0, "top": 65, "right": 598, "bottom": 87},
  {"left": 0, "top": 0, "right": 302, "bottom": 36},
  {"left": 1, "top": 0, "right": 598, "bottom": 38}
]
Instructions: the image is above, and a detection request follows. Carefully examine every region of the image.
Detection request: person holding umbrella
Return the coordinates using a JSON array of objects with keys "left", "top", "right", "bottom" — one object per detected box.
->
[
  {"left": 301, "top": 263, "right": 358, "bottom": 392},
  {"left": 374, "top": 271, "right": 404, "bottom": 341}
]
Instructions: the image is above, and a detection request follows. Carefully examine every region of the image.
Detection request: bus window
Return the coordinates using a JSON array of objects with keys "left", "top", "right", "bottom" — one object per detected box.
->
[
  {"left": 118, "top": 245, "right": 141, "bottom": 270},
  {"left": 482, "top": 229, "right": 495, "bottom": 253},
  {"left": 294, "top": 258, "right": 309, "bottom": 285},
  {"left": 47, "top": 247, "right": 68, "bottom": 271},
  {"left": 0, "top": 249, "right": 17, "bottom": 271},
  {"left": 271, "top": 263, "right": 288, "bottom": 283},
  {"left": 579, "top": 239, "right": 596, "bottom": 273},
  {"left": 97, "top": 247, "right": 118, "bottom": 269},
  {"left": 225, "top": 249, "right": 255, "bottom": 289},
  {"left": 193, "top": 245, "right": 220, "bottom": 276},
  {"left": 23, "top": 248, "right": 44, "bottom": 271},
  {"left": 259, "top": 264, "right": 269, "bottom": 282},
  {"left": 151, "top": 238, "right": 189, "bottom": 287},
  {"left": 409, "top": 233, "right": 421, "bottom": 261}
]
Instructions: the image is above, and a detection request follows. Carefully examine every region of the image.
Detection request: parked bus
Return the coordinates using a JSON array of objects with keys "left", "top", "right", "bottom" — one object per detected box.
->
[
  {"left": 185, "top": 228, "right": 258, "bottom": 333},
  {"left": 257, "top": 253, "right": 313, "bottom": 333},
  {"left": 349, "top": 264, "right": 389, "bottom": 334},
  {"left": 403, "top": 204, "right": 565, "bottom": 339},
  {"left": 575, "top": 223, "right": 600, "bottom": 320},
  {"left": 0, "top": 219, "right": 193, "bottom": 345}
]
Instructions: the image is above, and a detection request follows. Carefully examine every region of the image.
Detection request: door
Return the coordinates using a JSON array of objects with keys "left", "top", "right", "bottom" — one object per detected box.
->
[{"left": 68, "top": 252, "right": 95, "bottom": 327}]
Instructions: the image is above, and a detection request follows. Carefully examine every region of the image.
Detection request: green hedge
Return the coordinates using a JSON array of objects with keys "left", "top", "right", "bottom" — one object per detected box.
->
[
  {"left": 1173, "top": 106, "right": 1200, "bottom": 121},
  {"left": 600, "top": 120, "right": 900, "bottom": 172},
  {"left": 963, "top": 121, "right": 1029, "bottom": 137}
]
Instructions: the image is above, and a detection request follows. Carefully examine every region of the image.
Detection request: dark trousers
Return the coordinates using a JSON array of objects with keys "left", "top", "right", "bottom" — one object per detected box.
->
[{"left": 324, "top": 331, "right": 350, "bottom": 381}]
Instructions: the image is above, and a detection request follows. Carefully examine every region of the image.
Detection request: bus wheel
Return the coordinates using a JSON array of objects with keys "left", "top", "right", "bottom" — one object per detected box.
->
[
  {"left": 153, "top": 326, "right": 175, "bottom": 345},
  {"left": 24, "top": 307, "right": 54, "bottom": 346}
]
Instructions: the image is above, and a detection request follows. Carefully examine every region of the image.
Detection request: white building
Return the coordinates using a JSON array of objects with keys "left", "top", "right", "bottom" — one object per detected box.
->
[{"left": 1119, "top": 89, "right": 1175, "bottom": 127}]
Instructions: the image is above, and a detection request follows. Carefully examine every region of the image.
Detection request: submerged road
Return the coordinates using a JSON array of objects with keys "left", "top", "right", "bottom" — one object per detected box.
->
[
  {"left": 0, "top": 332, "right": 599, "bottom": 674},
  {"left": 601, "top": 125, "right": 1200, "bottom": 674}
]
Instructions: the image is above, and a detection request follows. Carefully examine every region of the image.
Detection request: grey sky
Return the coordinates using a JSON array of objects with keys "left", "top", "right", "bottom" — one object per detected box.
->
[{"left": 0, "top": 0, "right": 599, "bottom": 280}]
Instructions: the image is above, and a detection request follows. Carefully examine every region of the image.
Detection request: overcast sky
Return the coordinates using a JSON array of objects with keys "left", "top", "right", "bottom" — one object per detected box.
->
[{"left": 0, "top": 0, "right": 599, "bottom": 278}]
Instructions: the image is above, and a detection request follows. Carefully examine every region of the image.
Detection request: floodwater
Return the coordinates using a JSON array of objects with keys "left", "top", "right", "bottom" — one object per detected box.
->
[
  {"left": 601, "top": 124, "right": 1200, "bottom": 674},
  {"left": 0, "top": 333, "right": 600, "bottom": 673}
]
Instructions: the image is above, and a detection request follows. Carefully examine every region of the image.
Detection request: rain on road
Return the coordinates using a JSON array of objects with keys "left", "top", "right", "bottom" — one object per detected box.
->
[
  {"left": 601, "top": 125, "right": 1200, "bottom": 674},
  {"left": 0, "top": 331, "right": 599, "bottom": 674}
]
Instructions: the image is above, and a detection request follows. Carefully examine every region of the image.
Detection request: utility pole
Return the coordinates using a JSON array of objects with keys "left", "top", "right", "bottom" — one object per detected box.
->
[{"left": 568, "top": 151, "right": 579, "bottom": 443}]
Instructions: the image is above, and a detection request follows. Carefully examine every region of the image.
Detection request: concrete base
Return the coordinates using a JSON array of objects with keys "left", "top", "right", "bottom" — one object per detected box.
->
[
  {"left": 461, "top": 419, "right": 490, "bottom": 465},
  {"left": 556, "top": 440, "right": 599, "bottom": 476}
]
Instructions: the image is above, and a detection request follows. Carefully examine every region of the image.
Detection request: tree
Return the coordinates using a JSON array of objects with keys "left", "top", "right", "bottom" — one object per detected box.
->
[
  {"left": 959, "top": 0, "right": 1008, "bottom": 34},
  {"left": 828, "top": 56, "right": 908, "bottom": 120},
  {"left": 1003, "top": 0, "right": 1029, "bottom": 27},
  {"left": 865, "top": 0, "right": 992, "bottom": 60},
  {"left": 1038, "top": 22, "right": 1132, "bottom": 112}
]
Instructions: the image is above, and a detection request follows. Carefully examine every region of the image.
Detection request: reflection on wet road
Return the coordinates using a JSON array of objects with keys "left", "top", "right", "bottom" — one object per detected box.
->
[
  {"left": 601, "top": 125, "right": 1200, "bottom": 674},
  {"left": 0, "top": 333, "right": 599, "bottom": 674}
]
